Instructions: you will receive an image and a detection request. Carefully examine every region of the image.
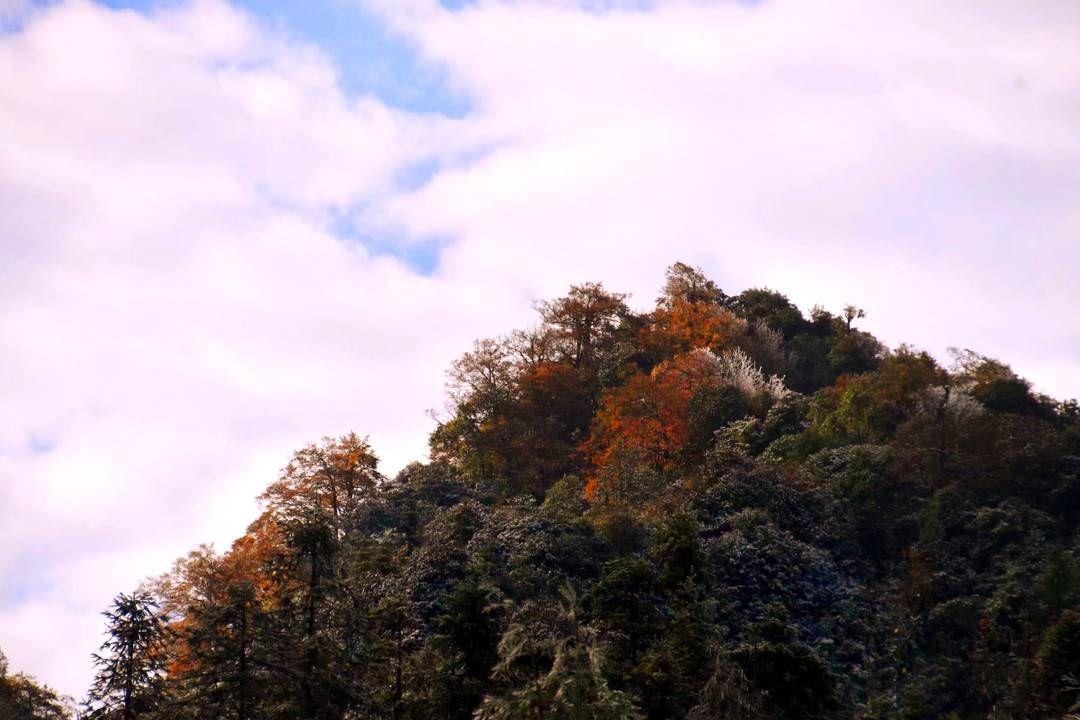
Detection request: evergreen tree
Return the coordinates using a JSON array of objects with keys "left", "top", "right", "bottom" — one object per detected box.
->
[
  {"left": 85, "top": 592, "right": 168, "bottom": 720},
  {"left": 475, "top": 587, "right": 643, "bottom": 720}
]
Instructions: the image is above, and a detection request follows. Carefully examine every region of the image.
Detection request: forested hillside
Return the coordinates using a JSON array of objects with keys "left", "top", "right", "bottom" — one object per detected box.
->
[{"left": 11, "top": 263, "right": 1079, "bottom": 719}]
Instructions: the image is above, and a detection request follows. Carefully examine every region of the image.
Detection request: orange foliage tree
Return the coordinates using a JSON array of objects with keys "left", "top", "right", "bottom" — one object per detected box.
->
[
  {"left": 259, "top": 433, "right": 382, "bottom": 535},
  {"left": 153, "top": 517, "right": 289, "bottom": 719},
  {"left": 583, "top": 350, "right": 728, "bottom": 502},
  {"left": 640, "top": 297, "right": 745, "bottom": 360}
]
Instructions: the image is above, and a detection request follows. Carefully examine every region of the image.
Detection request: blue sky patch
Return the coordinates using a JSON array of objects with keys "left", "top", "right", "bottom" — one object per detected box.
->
[
  {"left": 89, "top": 0, "right": 471, "bottom": 116},
  {"left": 331, "top": 210, "right": 445, "bottom": 276}
]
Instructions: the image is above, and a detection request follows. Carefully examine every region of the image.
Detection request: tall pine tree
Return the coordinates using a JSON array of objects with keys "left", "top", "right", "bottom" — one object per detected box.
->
[{"left": 85, "top": 592, "right": 167, "bottom": 720}]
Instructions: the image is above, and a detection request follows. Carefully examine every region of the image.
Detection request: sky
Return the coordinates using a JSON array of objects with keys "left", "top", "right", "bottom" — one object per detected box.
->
[{"left": 1, "top": 0, "right": 1078, "bottom": 700}]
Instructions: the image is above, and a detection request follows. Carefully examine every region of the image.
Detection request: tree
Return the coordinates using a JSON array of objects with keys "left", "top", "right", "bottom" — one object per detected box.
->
[
  {"left": 85, "top": 592, "right": 168, "bottom": 720},
  {"left": 687, "top": 656, "right": 761, "bottom": 720},
  {"left": 634, "top": 583, "right": 714, "bottom": 718},
  {"left": 259, "top": 433, "right": 382, "bottom": 535},
  {"left": 281, "top": 520, "right": 342, "bottom": 720},
  {"left": 639, "top": 298, "right": 744, "bottom": 361},
  {"left": 591, "top": 558, "right": 663, "bottom": 684},
  {"left": 423, "top": 580, "right": 504, "bottom": 719},
  {"left": 730, "top": 288, "right": 806, "bottom": 338},
  {"left": 948, "top": 348, "right": 1047, "bottom": 416},
  {"left": 583, "top": 349, "right": 787, "bottom": 505},
  {"left": 433, "top": 338, "right": 532, "bottom": 486},
  {"left": 510, "top": 360, "right": 594, "bottom": 488},
  {"left": 1035, "top": 611, "right": 1080, "bottom": 716},
  {"left": 841, "top": 304, "right": 865, "bottom": 331},
  {"left": 536, "top": 283, "right": 629, "bottom": 370},
  {"left": 657, "top": 262, "right": 727, "bottom": 308},
  {"left": 251, "top": 437, "right": 384, "bottom": 718},
  {"left": 0, "top": 648, "right": 72, "bottom": 720},
  {"left": 365, "top": 596, "right": 420, "bottom": 720},
  {"left": 433, "top": 346, "right": 594, "bottom": 493},
  {"left": 810, "top": 345, "right": 944, "bottom": 445},
  {"left": 445, "top": 339, "right": 516, "bottom": 425},
  {"left": 475, "top": 587, "right": 643, "bottom": 720},
  {"left": 730, "top": 602, "right": 838, "bottom": 720},
  {"left": 153, "top": 534, "right": 284, "bottom": 720}
]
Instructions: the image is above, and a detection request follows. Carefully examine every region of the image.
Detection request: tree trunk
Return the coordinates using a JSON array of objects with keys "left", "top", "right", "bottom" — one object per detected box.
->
[
  {"left": 302, "top": 544, "right": 320, "bottom": 719},
  {"left": 238, "top": 603, "right": 249, "bottom": 720},
  {"left": 124, "top": 631, "right": 135, "bottom": 720},
  {"left": 392, "top": 623, "right": 403, "bottom": 720}
]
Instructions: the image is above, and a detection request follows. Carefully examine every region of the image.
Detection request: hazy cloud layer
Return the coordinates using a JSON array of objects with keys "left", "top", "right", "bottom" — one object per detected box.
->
[{"left": 1, "top": 0, "right": 1078, "bottom": 698}]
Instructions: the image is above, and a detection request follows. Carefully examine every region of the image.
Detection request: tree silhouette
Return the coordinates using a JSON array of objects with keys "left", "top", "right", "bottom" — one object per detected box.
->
[{"left": 85, "top": 592, "right": 168, "bottom": 720}]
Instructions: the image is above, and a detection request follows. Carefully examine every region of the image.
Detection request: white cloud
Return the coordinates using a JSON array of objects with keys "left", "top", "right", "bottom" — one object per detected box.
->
[
  {"left": 0, "top": 0, "right": 510, "bottom": 696},
  {"left": 369, "top": 0, "right": 1080, "bottom": 393},
  {"left": 2, "top": 0, "right": 1079, "bottom": 700}
]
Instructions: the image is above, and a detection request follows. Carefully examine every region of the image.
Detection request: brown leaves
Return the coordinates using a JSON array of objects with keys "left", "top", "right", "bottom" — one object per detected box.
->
[
  {"left": 640, "top": 298, "right": 744, "bottom": 359},
  {"left": 259, "top": 432, "right": 382, "bottom": 527}
]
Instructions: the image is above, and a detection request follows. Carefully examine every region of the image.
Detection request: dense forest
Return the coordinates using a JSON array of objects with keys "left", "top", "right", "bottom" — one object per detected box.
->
[{"left": 5, "top": 263, "right": 1079, "bottom": 720}]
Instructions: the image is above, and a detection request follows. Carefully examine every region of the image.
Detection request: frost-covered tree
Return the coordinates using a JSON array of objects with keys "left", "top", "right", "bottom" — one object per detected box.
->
[
  {"left": 475, "top": 587, "right": 643, "bottom": 720},
  {"left": 658, "top": 262, "right": 727, "bottom": 308}
]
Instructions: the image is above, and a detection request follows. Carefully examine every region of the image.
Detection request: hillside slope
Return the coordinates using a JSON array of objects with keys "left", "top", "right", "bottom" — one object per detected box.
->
[{"left": 66, "top": 264, "right": 1080, "bottom": 720}]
